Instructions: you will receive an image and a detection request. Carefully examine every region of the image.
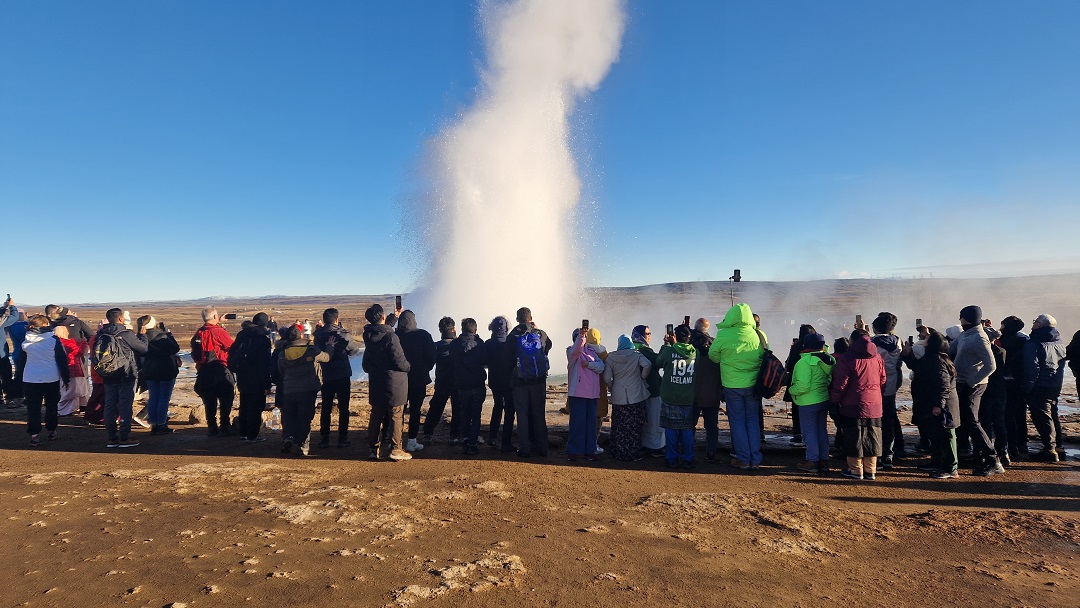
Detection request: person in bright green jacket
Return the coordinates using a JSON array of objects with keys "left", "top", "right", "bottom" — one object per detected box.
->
[
  {"left": 708, "top": 304, "right": 764, "bottom": 469},
  {"left": 656, "top": 325, "right": 697, "bottom": 468},
  {"left": 789, "top": 333, "right": 835, "bottom": 474}
]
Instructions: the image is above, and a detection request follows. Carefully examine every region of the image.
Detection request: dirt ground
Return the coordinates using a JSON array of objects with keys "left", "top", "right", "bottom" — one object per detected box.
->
[{"left": 1, "top": 377, "right": 1077, "bottom": 608}]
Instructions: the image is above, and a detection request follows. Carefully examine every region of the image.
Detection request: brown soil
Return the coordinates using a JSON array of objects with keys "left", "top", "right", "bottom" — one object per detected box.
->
[{"left": 2, "top": 378, "right": 1078, "bottom": 607}]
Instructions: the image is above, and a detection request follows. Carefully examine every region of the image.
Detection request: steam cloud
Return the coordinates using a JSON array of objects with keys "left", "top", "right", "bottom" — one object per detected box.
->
[{"left": 411, "top": 0, "right": 626, "bottom": 338}]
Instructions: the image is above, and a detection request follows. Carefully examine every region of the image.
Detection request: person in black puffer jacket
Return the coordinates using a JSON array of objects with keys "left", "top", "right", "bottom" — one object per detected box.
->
[
  {"left": 313, "top": 308, "right": 361, "bottom": 449},
  {"left": 422, "top": 317, "right": 458, "bottom": 446},
  {"left": 997, "top": 316, "right": 1030, "bottom": 458},
  {"left": 230, "top": 314, "right": 273, "bottom": 443},
  {"left": 396, "top": 310, "right": 435, "bottom": 452},
  {"left": 450, "top": 318, "right": 488, "bottom": 455},
  {"left": 139, "top": 316, "right": 180, "bottom": 435},
  {"left": 485, "top": 316, "right": 516, "bottom": 452},
  {"left": 362, "top": 304, "right": 412, "bottom": 461},
  {"left": 909, "top": 329, "right": 961, "bottom": 478},
  {"left": 690, "top": 318, "right": 722, "bottom": 461}
]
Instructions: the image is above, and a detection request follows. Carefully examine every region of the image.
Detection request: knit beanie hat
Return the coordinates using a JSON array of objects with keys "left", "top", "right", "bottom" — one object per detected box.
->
[
  {"left": 959, "top": 305, "right": 982, "bottom": 325},
  {"left": 1000, "top": 316, "right": 1024, "bottom": 334},
  {"left": 802, "top": 333, "right": 826, "bottom": 351}
]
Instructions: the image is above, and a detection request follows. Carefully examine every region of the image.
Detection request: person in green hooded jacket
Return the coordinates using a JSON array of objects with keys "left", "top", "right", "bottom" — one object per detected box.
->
[
  {"left": 708, "top": 304, "right": 765, "bottom": 469},
  {"left": 656, "top": 325, "right": 697, "bottom": 468},
  {"left": 789, "top": 333, "right": 835, "bottom": 474}
]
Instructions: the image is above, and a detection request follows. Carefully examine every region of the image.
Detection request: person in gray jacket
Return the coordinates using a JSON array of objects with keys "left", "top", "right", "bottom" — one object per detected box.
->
[
  {"left": 602, "top": 335, "right": 652, "bottom": 461},
  {"left": 949, "top": 305, "right": 1000, "bottom": 476},
  {"left": 1021, "top": 314, "right": 1067, "bottom": 462}
]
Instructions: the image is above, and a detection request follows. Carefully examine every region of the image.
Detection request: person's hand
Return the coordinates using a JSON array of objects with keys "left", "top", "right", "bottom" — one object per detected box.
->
[
  {"left": 932, "top": 406, "right": 941, "bottom": 416},
  {"left": 325, "top": 335, "right": 337, "bottom": 350},
  {"left": 901, "top": 343, "right": 912, "bottom": 357},
  {"left": 663, "top": 333, "right": 675, "bottom": 345},
  {"left": 395, "top": 304, "right": 403, "bottom": 316}
]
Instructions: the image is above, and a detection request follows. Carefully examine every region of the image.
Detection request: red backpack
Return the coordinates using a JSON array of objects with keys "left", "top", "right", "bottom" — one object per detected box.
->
[{"left": 754, "top": 328, "right": 785, "bottom": 399}]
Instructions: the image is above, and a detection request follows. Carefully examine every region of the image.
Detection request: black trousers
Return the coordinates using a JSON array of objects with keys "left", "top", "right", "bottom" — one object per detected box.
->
[
  {"left": 881, "top": 394, "right": 906, "bottom": 458},
  {"left": 200, "top": 381, "right": 235, "bottom": 432},
  {"left": 423, "top": 383, "right": 459, "bottom": 438},
  {"left": 25, "top": 381, "right": 60, "bottom": 435},
  {"left": 957, "top": 382, "right": 997, "bottom": 466},
  {"left": 488, "top": 387, "right": 515, "bottom": 449},
  {"left": 405, "top": 381, "right": 427, "bottom": 439},
  {"left": 693, "top": 405, "right": 720, "bottom": 457},
  {"left": 319, "top": 377, "right": 351, "bottom": 441},
  {"left": 1004, "top": 381, "right": 1029, "bottom": 454},
  {"left": 238, "top": 389, "right": 267, "bottom": 440}
]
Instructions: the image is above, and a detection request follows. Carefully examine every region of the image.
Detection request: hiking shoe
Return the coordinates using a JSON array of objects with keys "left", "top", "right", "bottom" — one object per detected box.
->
[
  {"left": 932, "top": 469, "right": 959, "bottom": 479},
  {"left": 406, "top": 438, "right": 424, "bottom": 452},
  {"left": 29, "top": 434, "right": 40, "bottom": 447},
  {"left": 729, "top": 458, "right": 751, "bottom": 470},
  {"left": 117, "top": 441, "right": 140, "bottom": 448},
  {"left": 795, "top": 460, "right": 819, "bottom": 473},
  {"left": 973, "top": 462, "right": 1005, "bottom": 477},
  {"left": 388, "top": 450, "right": 412, "bottom": 462},
  {"left": 318, "top": 438, "right": 330, "bottom": 449},
  {"left": 46, "top": 430, "right": 57, "bottom": 441},
  {"left": 1033, "top": 450, "right": 1060, "bottom": 463},
  {"left": 368, "top": 449, "right": 380, "bottom": 461},
  {"left": 841, "top": 469, "right": 863, "bottom": 480}
]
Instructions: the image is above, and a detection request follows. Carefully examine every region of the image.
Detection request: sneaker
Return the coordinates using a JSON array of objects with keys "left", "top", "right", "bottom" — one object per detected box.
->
[
  {"left": 931, "top": 469, "right": 959, "bottom": 479},
  {"left": 567, "top": 454, "right": 579, "bottom": 462},
  {"left": 973, "top": 462, "right": 1005, "bottom": 477},
  {"left": 879, "top": 458, "right": 894, "bottom": 470},
  {"left": 795, "top": 460, "right": 819, "bottom": 473},
  {"left": 516, "top": 450, "right": 531, "bottom": 458},
  {"left": 1000, "top": 454, "right": 1012, "bottom": 467},
  {"left": 864, "top": 472, "right": 876, "bottom": 481},
  {"left": 318, "top": 438, "right": 331, "bottom": 449},
  {"left": 246, "top": 436, "right": 267, "bottom": 443},
  {"left": 729, "top": 458, "right": 751, "bottom": 470},
  {"left": 281, "top": 437, "right": 294, "bottom": 454},
  {"left": 388, "top": 450, "right": 412, "bottom": 462},
  {"left": 368, "top": 448, "right": 380, "bottom": 460},
  {"left": 681, "top": 460, "right": 694, "bottom": 470},
  {"left": 1033, "top": 450, "right": 1060, "bottom": 463},
  {"left": 117, "top": 441, "right": 140, "bottom": 448},
  {"left": 841, "top": 469, "right": 863, "bottom": 480},
  {"left": 29, "top": 434, "right": 40, "bottom": 447},
  {"left": 593, "top": 446, "right": 604, "bottom": 455},
  {"left": 448, "top": 436, "right": 460, "bottom": 446},
  {"left": 406, "top": 438, "right": 425, "bottom": 452},
  {"left": 464, "top": 445, "right": 479, "bottom": 456},
  {"left": 422, "top": 434, "right": 433, "bottom": 446},
  {"left": 106, "top": 442, "right": 119, "bottom": 449},
  {"left": 46, "top": 430, "right": 56, "bottom": 441},
  {"left": 790, "top": 435, "right": 805, "bottom": 448}
]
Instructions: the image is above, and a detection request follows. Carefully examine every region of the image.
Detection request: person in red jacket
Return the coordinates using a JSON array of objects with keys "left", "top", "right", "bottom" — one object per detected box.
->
[
  {"left": 829, "top": 329, "right": 887, "bottom": 480},
  {"left": 53, "top": 326, "right": 87, "bottom": 416},
  {"left": 192, "top": 306, "right": 235, "bottom": 436}
]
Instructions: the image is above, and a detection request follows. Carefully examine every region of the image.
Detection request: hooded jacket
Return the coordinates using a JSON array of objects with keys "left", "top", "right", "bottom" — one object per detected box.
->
[
  {"left": 789, "top": 350, "right": 836, "bottom": 406},
  {"left": 362, "top": 323, "right": 411, "bottom": 407},
  {"left": 485, "top": 322, "right": 515, "bottom": 392},
  {"left": 999, "top": 328, "right": 1030, "bottom": 382},
  {"left": 871, "top": 333, "right": 903, "bottom": 396},
  {"left": 277, "top": 339, "right": 331, "bottom": 394},
  {"left": 949, "top": 325, "right": 996, "bottom": 386},
  {"left": 95, "top": 323, "right": 149, "bottom": 384},
  {"left": 52, "top": 313, "right": 94, "bottom": 345},
  {"left": 656, "top": 341, "right": 697, "bottom": 406},
  {"left": 829, "top": 334, "right": 885, "bottom": 419},
  {"left": 1067, "top": 330, "right": 1080, "bottom": 377},
  {"left": 690, "top": 328, "right": 722, "bottom": 408},
  {"left": 450, "top": 332, "right": 488, "bottom": 391},
  {"left": 396, "top": 311, "right": 436, "bottom": 387},
  {"left": 434, "top": 335, "right": 456, "bottom": 389},
  {"left": 707, "top": 304, "right": 763, "bottom": 390},
  {"left": 22, "top": 327, "right": 71, "bottom": 385},
  {"left": 1022, "top": 326, "right": 1067, "bottom": 394},
  {"left": 229, "top": 323, "right": 272, "bottom": 391},
  {"left": 314, "top": 323, "right": 361, "bottom": 382},
  {"left": 909, "top": 349, "right": 961, "bottom": 429},
  {"left": 567, "top": 331, "right": 603, "bottom": 399},
  {"left": 141, "top": 327, "right": 181, "bottom": 382},
  {"left": 602, "top": 338, "right": 652, "bottom": 405}
]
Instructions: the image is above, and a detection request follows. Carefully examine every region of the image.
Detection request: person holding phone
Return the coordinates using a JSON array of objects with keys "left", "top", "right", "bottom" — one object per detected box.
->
[{"left": 565, "top": 325, "right": 604, "bottom": 461}]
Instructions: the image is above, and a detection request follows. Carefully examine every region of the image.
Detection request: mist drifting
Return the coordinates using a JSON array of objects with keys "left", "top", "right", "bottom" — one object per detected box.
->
[{"left": 412, "top": 0, "right": 626, "bottom": 337}]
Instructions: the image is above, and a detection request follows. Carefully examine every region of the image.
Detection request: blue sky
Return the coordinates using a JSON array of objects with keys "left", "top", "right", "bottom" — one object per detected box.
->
[{"left": 2, "top": 0, "right": 1078, "bottom": 305}]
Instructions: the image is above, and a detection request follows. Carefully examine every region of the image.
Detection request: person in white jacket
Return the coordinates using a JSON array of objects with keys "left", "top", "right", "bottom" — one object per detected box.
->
[{"left": 21, "top": 315, "right": 70, "bottom": 446}]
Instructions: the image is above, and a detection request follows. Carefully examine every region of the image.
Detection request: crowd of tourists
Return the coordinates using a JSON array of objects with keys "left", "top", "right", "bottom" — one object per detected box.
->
[{"left": 1, "top": 295, "right": 1075, "bottom": 480}]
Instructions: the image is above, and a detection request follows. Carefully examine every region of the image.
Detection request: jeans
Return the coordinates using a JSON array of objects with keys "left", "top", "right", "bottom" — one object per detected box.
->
[
  {"left": 146, "top": 378, "right": 176, "bottom": 427},
  {"left": 237, "top": 388, "right": 267, "bottom": 440},
  {"left": 641, "top": 395, "right": 665, "bottom": 450},
  {"left": 881, "top": 393, "right": 905, "bottom": 458},
  {"left": 423, "top": 384, "right": 459, "bottom": 438},
  {"left": 512, "top": 382, "right": 548, "bottom": 456},
  {"left": 693, "top": 406, "right": 719, "bottom": 458},
  {"left": 566, "top": 396, "right": 598, "bottom": 456},
  {"left": 319, "top": 377, "right": 351, "bottom": 442},
  {"left": 488, "top": 387, "right": 515, "bottom": 449},
  {"left": 957, "top": 382, "right": 997, "bottom": 467},
  {"left": 798, "top": 401, "right": 830, "bottom": 462},
  {"left": 24, "top": 381, "right": 60, "bottom": 435},
  {"left": 1027, "top": 388, "right": 1063, "bottom": 453},
  {"left": 405, "top": 380, "right": 427, "bottom": 439},
  {"left": 724, "top": 386, "right": 762, "bottom": 466},
  {"left": 458, "top": 386, "right": 487, "bottom": 448},
  {"left": 104, "top": 379, "right": 137, "bottom": 443},
  {"left": 664, "top": 428, "right": 695, "bottom": 464}
]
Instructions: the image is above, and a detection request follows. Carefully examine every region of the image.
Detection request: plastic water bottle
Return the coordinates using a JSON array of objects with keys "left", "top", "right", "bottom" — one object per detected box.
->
[{"left": 267, "top": 407, "right": 282, "bottom": 431}]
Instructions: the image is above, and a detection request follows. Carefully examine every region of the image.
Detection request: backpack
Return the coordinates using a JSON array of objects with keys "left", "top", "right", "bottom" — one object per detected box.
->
[
  {"left": 515, "top": 329, "right": 549, "bottom": 380},
  {"left": 190, "top": 327, "right": 217, "bottom": 365},
  {"left": 227, "top": 332, "right": 256, "bottom": 373},
  {"left": 92, "top": 331, "right": 134, "bottom": 379},
  {"left": 753, "top": 328, "right": 785, "bottom": 399}
]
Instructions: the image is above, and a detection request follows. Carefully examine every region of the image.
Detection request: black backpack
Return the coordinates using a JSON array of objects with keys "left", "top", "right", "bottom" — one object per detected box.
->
[
  {"left": 92, "top": 331, "right": 134, "bottom": 379},
  {"left": 228, "top": 332, "right": 256, "bottom": 373}
]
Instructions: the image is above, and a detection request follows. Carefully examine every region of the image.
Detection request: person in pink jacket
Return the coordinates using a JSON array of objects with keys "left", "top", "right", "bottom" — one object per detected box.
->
[
  {"left": 830, "top": 329, "right": 887, "bottom": 480},
  {"left": 566, "top": 327, "right": 605, "bottom": 461}
]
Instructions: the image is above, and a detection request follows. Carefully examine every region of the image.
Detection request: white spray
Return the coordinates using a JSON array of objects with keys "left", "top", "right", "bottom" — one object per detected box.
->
[{"left": 410, "top": 0, "right": 625, "bottom": 340}]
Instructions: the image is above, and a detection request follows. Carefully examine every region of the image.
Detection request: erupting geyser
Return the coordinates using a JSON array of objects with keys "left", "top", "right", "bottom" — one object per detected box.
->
[{"left": 411, "top": 0, "right": 626, "bottom": 337}]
